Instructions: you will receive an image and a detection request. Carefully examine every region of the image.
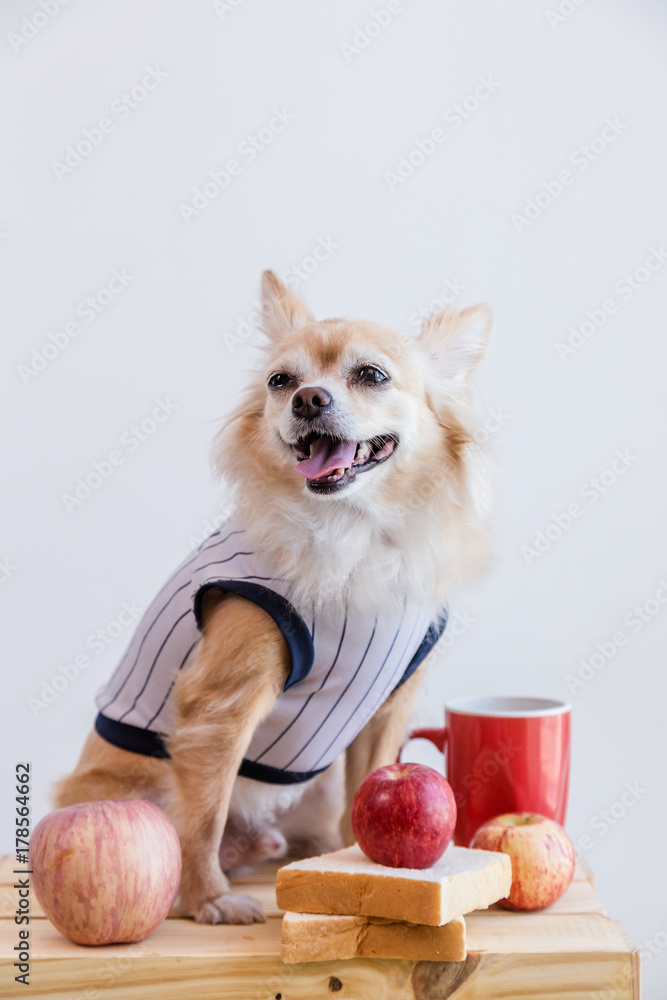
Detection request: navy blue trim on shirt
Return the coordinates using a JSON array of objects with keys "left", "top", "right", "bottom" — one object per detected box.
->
[
  {"left": 96, "top": 712, "right": 170, "bottom": 758},
  {"left": 193, "top": 580, "right": 314, "bottom": 690},
  {"left": 392, "top": 608, "right": 448, "bottom": 690},
  {"left": 94, "top": 712, "right": 325, "bottom": 783},
  {"left": 237, "top": 759, "right": 327, "bottom": 784}
]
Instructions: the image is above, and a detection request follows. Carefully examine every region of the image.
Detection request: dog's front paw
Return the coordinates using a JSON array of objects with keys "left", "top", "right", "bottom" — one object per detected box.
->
[{"left": 191, "top": 891, "right": 266, "bottom": 925}]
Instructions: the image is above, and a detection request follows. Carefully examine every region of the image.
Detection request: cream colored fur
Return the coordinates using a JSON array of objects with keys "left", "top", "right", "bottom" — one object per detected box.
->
[{"left": 54, "top": 272, "right": 493, "bottom": 925}]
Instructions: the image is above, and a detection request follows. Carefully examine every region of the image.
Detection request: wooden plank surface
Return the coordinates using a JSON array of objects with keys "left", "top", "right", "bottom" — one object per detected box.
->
[
  {"left": 0, "top": 909, "right": 629, "bottom": 958},
  {"left": 0, "top": 856, "right": 639, "bottom": 1000},
  {"left": 0, "top": 857, "right": 606, "bottom": 921}
]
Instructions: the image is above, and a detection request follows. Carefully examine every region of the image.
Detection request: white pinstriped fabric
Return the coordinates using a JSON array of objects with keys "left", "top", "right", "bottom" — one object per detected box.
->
[{"left": 95, "top": 515, "right": 445, "bottom": 782}]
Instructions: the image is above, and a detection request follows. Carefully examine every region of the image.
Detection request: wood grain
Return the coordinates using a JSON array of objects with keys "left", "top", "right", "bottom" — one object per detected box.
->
[{"left": 0, "top": 857, "right": 639, "bottom": 999}]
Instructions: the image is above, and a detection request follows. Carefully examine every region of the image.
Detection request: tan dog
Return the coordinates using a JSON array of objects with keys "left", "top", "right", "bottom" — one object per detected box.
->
[{"left": 55, "top": 272, "right": 493, "bottom": 925}]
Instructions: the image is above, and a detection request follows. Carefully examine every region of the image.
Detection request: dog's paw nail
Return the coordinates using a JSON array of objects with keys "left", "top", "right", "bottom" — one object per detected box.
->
[{"left": 192, "top": 892, "right": 266, "bottom": 925}]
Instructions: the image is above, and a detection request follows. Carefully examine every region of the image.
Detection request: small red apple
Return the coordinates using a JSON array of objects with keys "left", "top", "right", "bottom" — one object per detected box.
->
[
  {"left": 351, "top": 763, "right": 457, "bottom": 869},
  {"left": 30, "top": 799, "right": 181, "bottom": 945},
  {"left": 471, "top": 812, "right": 575, "bottom": 910}
]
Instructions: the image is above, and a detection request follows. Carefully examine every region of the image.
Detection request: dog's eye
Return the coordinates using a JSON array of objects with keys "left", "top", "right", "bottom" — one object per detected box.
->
[
  {"left": 268, "top": 372, "right": 293, "bottom": 389},
  {"left": 356, "top": 366, "right": 388, "bottom": 385}
]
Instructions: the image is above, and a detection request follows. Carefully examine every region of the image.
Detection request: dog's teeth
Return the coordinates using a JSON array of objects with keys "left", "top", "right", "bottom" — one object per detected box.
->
[{"left": 355, "top": 442, "right": 371, "bottom": 463}]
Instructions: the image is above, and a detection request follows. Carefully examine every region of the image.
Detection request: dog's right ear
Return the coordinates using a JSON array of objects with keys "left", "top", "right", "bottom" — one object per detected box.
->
[
  {"left": 260, "top": 270, "right": 314, "bottom": 343},
  {"left": 418, "top": 304, "right": 492, "bottom": 386}
]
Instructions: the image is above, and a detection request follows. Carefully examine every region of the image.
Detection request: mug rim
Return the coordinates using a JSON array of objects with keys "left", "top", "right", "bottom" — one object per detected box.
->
[{"left": 445, "top": 695, "right": 571, "bottom": 718}]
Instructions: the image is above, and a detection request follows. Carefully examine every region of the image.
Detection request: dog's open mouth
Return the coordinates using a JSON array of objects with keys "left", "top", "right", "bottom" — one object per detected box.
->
[{"left": 291, "top": 433, "right": 398, "bottom": 493}]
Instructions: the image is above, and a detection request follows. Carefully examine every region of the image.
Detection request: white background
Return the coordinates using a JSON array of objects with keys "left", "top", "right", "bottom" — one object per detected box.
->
[{"left": 2, "top": 0, "right": 666, "bottom": 994}]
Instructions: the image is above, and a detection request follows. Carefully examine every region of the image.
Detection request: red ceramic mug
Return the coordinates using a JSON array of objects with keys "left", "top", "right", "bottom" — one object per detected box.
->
[{"left": 403, "top": 696, "right": 571, "bottom": 847}]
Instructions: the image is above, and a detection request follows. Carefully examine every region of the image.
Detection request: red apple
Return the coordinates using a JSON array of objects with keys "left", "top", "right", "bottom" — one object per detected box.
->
[
  {"left": 351, "top": 763, "right": 457, "bottom": 869},
  {"left": 30, "top": 799, "right": 181, "bottom": 945},
  {"left": 471, "top": 812, "right": 575, "bottom": 910}
]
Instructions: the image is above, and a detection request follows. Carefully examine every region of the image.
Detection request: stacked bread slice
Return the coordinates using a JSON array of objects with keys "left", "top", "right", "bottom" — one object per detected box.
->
[{"left": 276, "top": 843, "right": 512, "bottom": 963}]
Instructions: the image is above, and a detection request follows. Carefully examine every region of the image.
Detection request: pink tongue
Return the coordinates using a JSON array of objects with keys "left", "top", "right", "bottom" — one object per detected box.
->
[{"left": 296, "top": 437, "right": 358, "bottom": 480}]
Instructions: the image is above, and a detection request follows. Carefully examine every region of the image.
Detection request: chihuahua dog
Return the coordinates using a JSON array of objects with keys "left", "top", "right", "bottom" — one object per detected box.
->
[{"left": 55, "top": 272, "right": 493, "bottom": 925}]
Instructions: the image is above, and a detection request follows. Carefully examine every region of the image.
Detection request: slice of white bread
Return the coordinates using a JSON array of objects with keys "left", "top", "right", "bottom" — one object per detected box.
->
[
  {"left": 281, "top": 911, "right": 466, "bottom": 963},
  {"left": 276, "top": 844, "right": 511, "bottom": 926}
]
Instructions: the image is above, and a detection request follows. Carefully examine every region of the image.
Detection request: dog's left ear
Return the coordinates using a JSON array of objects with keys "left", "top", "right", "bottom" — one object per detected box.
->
[
  {"left": 418, "top": 304, "right": 492, "bottom": 384},
  {"left": 260, "top": 270, "right": 314, "bottom": 342}
]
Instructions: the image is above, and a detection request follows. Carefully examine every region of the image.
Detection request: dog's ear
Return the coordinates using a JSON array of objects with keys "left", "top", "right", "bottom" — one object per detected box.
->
[
  {"left": 260, "top": 270, "right": 313, "bottom": 342},
  {"left": 418, "top": 304, "right": 492, "bottom": 384}
]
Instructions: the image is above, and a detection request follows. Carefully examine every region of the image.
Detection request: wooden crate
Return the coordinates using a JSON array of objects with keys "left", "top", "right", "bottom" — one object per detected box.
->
[{"left": 0, "top": 856, "right": 639, "bottom": 999}]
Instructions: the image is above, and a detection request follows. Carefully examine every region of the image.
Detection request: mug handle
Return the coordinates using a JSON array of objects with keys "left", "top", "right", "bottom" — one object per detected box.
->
[{"left": 398, "top": 726, "right": 448, "bottom": 760}]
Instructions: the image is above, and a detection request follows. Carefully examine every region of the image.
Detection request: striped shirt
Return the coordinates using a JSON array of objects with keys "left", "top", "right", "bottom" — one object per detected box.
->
[{"left": 95, "top": 516, "right": 446, "bottom": 784}]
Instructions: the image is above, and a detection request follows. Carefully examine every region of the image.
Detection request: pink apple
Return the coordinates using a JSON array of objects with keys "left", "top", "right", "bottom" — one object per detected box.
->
[
  {"left": 30, "top": 799, "right": 181, "bottom": 945},
  {"left": 471, "top": 812, "right": 575, "bottom": 910},
  {"left": 351, "top": 763, "right": 457, "bottom": 869}
]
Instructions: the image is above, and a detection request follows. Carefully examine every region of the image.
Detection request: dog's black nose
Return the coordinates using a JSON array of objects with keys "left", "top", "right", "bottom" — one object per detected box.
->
[{"left": 291, "top": 386, "right": 333, "bottom": 420}]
